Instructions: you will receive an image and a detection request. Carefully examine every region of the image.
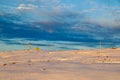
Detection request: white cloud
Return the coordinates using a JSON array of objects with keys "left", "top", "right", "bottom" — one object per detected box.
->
[
  {"left": 52, "top": 3, "right": 75, "bottom": 12},
  {"left": 86, "top": 18, "right": 120, "bottom": 28},
  {"left": 17, "top": 4, "right": 38, "bottom": 10},
  {"left": 17, "top": 0, "right": 75, "bottom": 13},
  {"left": 80, "top": 8, "right": 97, "bottom": 13}
]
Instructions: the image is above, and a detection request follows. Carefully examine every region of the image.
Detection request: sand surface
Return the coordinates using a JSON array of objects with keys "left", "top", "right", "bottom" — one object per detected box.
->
[{"left": 0, "top": 48, "right": 120, "bottom": 80}]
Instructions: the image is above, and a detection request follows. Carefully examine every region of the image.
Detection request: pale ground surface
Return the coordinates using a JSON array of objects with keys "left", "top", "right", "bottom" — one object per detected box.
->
[{"left": 0, "top": 48, "right": 120, "bottom": 80}]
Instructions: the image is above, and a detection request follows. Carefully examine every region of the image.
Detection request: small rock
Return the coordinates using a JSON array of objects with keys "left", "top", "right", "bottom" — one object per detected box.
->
[
  {"left": 43, "top": 68, "right": 46, "bottom": 70},
  {"left": 3, "top": 64, "right": 7, "bottom": 66},
  {"left": 12, "top": 62, "right": 16, "bottom": 64}
]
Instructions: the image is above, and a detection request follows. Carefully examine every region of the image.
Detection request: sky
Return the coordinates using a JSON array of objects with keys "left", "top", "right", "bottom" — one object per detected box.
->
[{"left": 0, "top": 0, "right": 120, "bottom": 50}]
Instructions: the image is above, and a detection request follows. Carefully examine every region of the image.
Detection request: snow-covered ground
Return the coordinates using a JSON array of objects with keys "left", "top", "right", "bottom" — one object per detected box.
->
[{"left": 0, "top": 48, "right": 120, "bottom": 80}]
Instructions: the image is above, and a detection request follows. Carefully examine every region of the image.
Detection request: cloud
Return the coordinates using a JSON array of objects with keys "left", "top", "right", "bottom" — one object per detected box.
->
[
  {"left": 0, "top": 10, "right": 120, "bottom": 50},
  {"left": 80, "top": 8, "right": 97, "bottom": 13},
  {"left": 0, "top": 12, "right": 93, "bottom": 42},
  {"left": 17, "top": 4, "right": 38, "bottom": 10},
  {"left": 0, "top": 5, "right": 18, "bottom": 14},
  {"left": 52, "top": 3, "right": 75, "bottom": 11},
  {"left": 110, "top": 9, "right": 120, "bottom": 24},
  {"left": 86, "top": 18, "right": 120, "bottom": 28},
  {"left": 0, "top": 0, "right": 120, "bottom": 45},
  {"left": 26, "top": 0, "right": 74, "bottom": 12}
]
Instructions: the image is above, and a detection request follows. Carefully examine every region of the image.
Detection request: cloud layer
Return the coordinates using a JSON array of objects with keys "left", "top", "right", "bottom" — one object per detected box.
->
[
  {"left": 17, "top": 4, "right": 38, "bottom": 10},
  {"left": 0, "top": 0, "right": 120, "bottom": 49}
]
